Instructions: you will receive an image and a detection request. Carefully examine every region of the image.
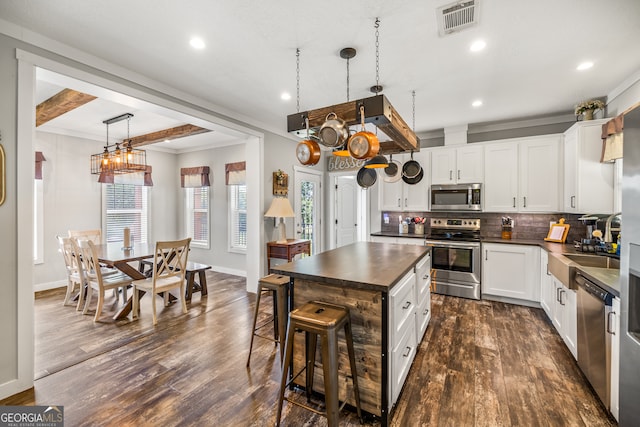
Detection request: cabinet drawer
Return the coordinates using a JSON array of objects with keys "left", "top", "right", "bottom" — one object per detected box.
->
[
  {"left": 415, "top": 254, "right": 431, "bottom": 305},
  {"left": 390, "top": 270, "right": 416, "bottom": 348},
  {"left": 391, "top": 320, "right": 417, "bottom": 405},
  {"left": 416, "top": 290, "right": 431, "bottom": 343},
  {"left": 289, "top": 243, "right": 309, "bottom": 257}
]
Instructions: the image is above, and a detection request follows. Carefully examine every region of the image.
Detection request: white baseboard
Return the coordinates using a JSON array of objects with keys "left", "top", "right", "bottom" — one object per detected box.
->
[
  {"left": 34, "top": 280, "right": 66, "bottom": 293},
  {"left": 212, "top": 265, "right": 246, "bottom": 278}
]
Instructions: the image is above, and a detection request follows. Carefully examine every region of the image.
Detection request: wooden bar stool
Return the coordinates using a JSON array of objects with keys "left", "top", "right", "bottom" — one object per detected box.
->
[
  {"left": 275, "top": 301, "right": 362, "bottom": 427},
  {"left": 246, "top": 274, "right": 290, "bottom": 367}
]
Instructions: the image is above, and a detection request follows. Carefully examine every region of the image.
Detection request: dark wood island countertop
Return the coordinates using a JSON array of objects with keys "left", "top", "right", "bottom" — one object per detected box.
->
[{"left": 271, "top": 241, "right": 430, "bottom": 292}]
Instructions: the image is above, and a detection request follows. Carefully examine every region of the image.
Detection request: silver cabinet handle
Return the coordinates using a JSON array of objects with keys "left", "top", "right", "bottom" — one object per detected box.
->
[
  {"left": 423, "top": 274, "right": 430, "bottom": 280},
  {"left": 513, "top": 197, "right": 516, "bottom": 208},
  {"left": 402, "top": 301, "right": 412, "bottom": 310},
  {"left": 397, "top": 198, "right": 401, "bottom": 207},
  {"left": 546, "top": 263, "right": 551, "bottom": 276},
  {"left": 405, "top": 198, "right": 408, "bottom": 207},
  {"left": 556, "top": 287, "right": 561, "bottom": 302},
  {"left": 523, "top": 196, "right": 527, "bottom": 208},
  {"left": 423, "top": 308, "right": 430, "bottom": 315},
  {"left": 457, "top": 170, "right": 461, "bottom": 180},
  {"left": 559, "top": 289, "right": 565, "bottom": 306},
  {"left": 402, "top": 346, "right": 412, "bottom": 357},
  {"left": 485, "top": 250, "right": 488, "bottom": 261},
  {"left": 607, "top": 311, "right": 616, "bottom": 335},
  {"left": 449, "top": 170, "right": 453, "bottom": 181},
  {"left": 571, "top": 195, "right": 576, "bottom": 208}
]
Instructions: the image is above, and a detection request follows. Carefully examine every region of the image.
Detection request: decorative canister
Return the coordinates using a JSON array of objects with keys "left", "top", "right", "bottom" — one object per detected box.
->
[
  {"left": 501, "top": 226, "right": 513, "bottom": 240},
  {"left": 399, "top": 223, "right": 409, "bottom": 234},
  {"left": 414, "top": 223, "right": 424, "bottom": 235}
]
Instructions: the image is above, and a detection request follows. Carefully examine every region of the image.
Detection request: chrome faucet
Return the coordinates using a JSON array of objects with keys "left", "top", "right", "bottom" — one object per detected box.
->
[{"left": 604, "top": 212, "right": 622, "bottom": 243}]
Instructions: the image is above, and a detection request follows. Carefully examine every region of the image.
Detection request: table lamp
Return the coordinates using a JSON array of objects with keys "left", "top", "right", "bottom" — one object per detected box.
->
[{"left": 265, "top": 196, "right": 295, "bottom": 243}]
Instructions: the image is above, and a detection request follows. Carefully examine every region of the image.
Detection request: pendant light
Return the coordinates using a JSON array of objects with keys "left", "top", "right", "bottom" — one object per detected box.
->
[
  {"left": 91, "top": 113, "right": 146, "bottom": 175},
  {"left": 332, "top": 47, "right": 356, "bottom": 157}
]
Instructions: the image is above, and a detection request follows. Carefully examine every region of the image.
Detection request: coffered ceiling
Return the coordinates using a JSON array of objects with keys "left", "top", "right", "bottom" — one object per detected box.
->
[{"left": 2, "top": 0, "right": 640, "bottom": 148}]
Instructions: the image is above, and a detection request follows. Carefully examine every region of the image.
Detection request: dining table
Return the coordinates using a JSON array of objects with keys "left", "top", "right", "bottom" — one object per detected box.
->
[{"left": 93, "top": 242, "right": 155, "bottom": 320}]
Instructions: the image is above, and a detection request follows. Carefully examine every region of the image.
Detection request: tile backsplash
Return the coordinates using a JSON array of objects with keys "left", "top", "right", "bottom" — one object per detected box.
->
[{"left": 381, "top": 211, "right": 591, "bottom": 243}]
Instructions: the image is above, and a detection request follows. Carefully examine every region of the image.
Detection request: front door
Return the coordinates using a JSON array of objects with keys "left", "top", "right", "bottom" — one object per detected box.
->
[{"left": 294, "top": 168, "right": 323, "bottom": 254}]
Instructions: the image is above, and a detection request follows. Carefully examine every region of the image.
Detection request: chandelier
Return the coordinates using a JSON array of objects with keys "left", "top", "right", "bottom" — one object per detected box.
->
[{"left": 90, "top": 113, "right": 147, "bottom": 175}]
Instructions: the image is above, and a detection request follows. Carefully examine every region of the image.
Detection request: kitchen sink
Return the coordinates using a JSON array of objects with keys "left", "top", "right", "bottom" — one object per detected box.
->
[
  {"left": 548, "top": 253, "right": 620, "bottom": 289},
  {"left": 562, "top": 254, "right": 620, "bottom": 269}
]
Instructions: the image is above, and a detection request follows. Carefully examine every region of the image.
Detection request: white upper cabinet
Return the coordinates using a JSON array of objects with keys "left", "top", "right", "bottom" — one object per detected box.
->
[
  {"left": 430, "top": 145, "right": 483, "bottom": 184},
  {"left": 484, "top": 142, "right": 519, "bottom": 212},
  {"left": 563, "top": 120, "right": 614, "bottom": 214},
  {"left": 378, "top": 151, "right": 430, "bottom": 212},
  {"left": 484, "top": 135, "right": 562, "bottom": 212},
  {"left": 519, "top": 135, "right": 562, "bottom": 212}
]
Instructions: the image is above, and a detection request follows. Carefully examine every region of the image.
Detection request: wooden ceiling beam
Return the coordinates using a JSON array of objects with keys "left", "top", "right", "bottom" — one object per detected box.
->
[
  {"left": 36, "top": 88, "right": 97, "bottom": 127},
  {"left": 126, "top": 124, "right": 211, "bottom": 147}
]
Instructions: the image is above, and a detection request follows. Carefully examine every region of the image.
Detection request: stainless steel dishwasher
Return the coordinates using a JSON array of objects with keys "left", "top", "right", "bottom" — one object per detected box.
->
[{"left": 575, "top": 271, "right": 614, "bottom": 409}]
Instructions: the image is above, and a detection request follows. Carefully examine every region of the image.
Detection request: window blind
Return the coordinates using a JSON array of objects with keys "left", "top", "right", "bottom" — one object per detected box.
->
[
  {"left": 187, "top": 187, "right": 209, "bottom": 245},
  {"left": 229, "top": 184, "right": 247, "bottom": 250},
  {"left": 104, "top": 184, "right": 148, "bottom": 244}
]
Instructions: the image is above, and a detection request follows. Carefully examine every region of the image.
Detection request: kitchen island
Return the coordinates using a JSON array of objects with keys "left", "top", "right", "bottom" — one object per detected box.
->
[{"left": 272, "top": 241, "right": 431, "bottom": 425}]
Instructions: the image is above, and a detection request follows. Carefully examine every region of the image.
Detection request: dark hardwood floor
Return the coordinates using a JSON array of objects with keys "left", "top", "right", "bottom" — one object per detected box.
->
[{"left": 2, "top": 272, "right": 616, "bottom": 426}]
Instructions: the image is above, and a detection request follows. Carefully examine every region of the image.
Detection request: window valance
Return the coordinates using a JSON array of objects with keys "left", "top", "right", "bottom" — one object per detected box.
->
[
  {"left": 99, "top": 165, "right": 153, "bottom": 186},
  {"left": 181, "top": 166, "right": 210, "bottom": 188},
  {"left": 601, "top": 114, "right": 624, "bottom": 163},
  {"left": 225, "top": 161, "right": 246, "bottom": 185},
  {"left": 35, "top": 151, "right": 46, "bottom": 180}
]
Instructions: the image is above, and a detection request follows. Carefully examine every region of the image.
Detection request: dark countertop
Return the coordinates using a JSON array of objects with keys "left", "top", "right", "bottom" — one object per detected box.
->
[
  {"left": 271, "top": 241, "right": 430, "bottom": 293},
  {"left": 371, "top": 231, "right": 425, "bottom": 239},
  {"left": 576, "top": 267, "right": 620, "bottom": 297},
  {"left": 370, "top": 232, "right": 620, "bottom": 297}
]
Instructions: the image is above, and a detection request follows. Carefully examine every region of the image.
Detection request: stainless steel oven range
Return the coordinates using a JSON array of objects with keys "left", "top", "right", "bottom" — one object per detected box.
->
[{"left": 425, "top": 217, "right": 481, "bottom": 300}]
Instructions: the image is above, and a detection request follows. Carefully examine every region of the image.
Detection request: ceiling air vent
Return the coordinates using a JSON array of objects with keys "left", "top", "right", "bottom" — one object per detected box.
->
[{"left": 437, "top": 0, "right": 479, "bottom": 36}]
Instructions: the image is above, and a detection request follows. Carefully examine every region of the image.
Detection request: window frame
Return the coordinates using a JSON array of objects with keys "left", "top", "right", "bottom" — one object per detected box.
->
[
  {"left": 228, "top": 184, "right": 247, "bottom": 254},
  {"left": 184, "top": 186, "right": 210, "bottom": 249}
]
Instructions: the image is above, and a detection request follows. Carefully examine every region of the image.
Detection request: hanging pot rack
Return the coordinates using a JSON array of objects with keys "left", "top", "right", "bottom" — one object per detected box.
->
[{"left": 287, "top": 94, "right": 420, "bottom": 155}]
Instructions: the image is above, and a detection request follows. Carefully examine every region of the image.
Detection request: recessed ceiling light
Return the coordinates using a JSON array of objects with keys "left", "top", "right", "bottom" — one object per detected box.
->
[
  {"left": 281, "top": 92, "right": 292, "bottom": 101},
  {"left": 190, "top": 37, "right": 205, "bottom": 50},
  {"left": 470, "top": 40, "right": 486, "bottom": 52},
  {"left": 164, "top": 139, "right": 171, "bottom": 143},
  {"left": 577, "top": 61, "right": 594, "bottom": 71},
  {"left": 472, "top": 100, "right": 483, "bottom": 107}
]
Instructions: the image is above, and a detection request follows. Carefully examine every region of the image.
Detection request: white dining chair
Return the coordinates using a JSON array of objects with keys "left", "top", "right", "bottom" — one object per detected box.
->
[
  {"left": 73, "top": 238, "right": 133, "bottom": 322},
  {"left": 132, "top": 238, "right": 191, "bottom": 325},
  {"left": 57, "top": 235, "right": 84, "bottom": 310}
]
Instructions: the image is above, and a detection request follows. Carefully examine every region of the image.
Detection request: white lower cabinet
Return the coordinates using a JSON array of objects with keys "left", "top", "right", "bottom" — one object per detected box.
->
[
  {"left": 482, "top": 243, "right": 540, "bottom": 302},
  {"left": 610, "top": 296, "right": 620, "bottom": 421},
  {"left": 551, "top": 276, "right": 577, "bottom": 359},
  {"left": 414, "top": 253, "right": 432, "bottom": 342},
  {"left": 540, "top": 249, "right": 554, "bottom": 317},
  {"left": 370, "top": 236, "right": 398, "bottom": 244},
  {"left": 389, "top": 252, "right": 431, "bottom": 405}
]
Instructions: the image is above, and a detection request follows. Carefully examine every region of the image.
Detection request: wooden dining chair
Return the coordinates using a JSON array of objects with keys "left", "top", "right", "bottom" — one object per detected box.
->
[
  {"left": 57, "top": 235, "right": 84, "bottom": 309},
  {"left": 132, "top": 238, "right": 191, "bottom": 325},
  {"left": 68, "top": 229, "right": 103, "bottom": 244},
  {"left": 73, "top": 238, "right": 133, "bottom": 322}
]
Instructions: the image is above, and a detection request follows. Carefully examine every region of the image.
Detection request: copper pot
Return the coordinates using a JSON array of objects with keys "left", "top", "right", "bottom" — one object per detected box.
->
[
  {"left": 296, "top": 139, "right": 321, "bottom": 166},
  {"left": 347, "top": 105, "right": 379, "bottom": 159},
  {"left": 348, "top": 131, "right": 379, "bottom": 159}
]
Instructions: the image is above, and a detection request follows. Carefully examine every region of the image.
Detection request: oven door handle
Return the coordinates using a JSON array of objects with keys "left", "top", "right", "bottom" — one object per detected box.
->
[{"left": 425, "top": 240, "right": 480, "bottom": 249}]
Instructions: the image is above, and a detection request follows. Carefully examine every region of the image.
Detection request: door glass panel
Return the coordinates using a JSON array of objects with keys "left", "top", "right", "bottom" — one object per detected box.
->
[{"left": 300, "top": 180, "right": 316, "bottom": 253}]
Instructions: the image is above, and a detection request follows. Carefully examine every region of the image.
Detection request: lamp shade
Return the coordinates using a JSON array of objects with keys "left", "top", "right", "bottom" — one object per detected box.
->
[{"left": 264, "top": 197, "right": 295, "bottom": 218}]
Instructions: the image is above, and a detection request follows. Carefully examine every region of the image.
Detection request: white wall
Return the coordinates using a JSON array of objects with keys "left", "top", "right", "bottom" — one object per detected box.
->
[{"left": 177, "top": 143, "right": 247, "bottom": 275}]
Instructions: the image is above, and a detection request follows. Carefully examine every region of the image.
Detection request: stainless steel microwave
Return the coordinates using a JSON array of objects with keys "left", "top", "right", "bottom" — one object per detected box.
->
[{"left": 431, "top": 183, "right": 482, "bottom": 211}]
